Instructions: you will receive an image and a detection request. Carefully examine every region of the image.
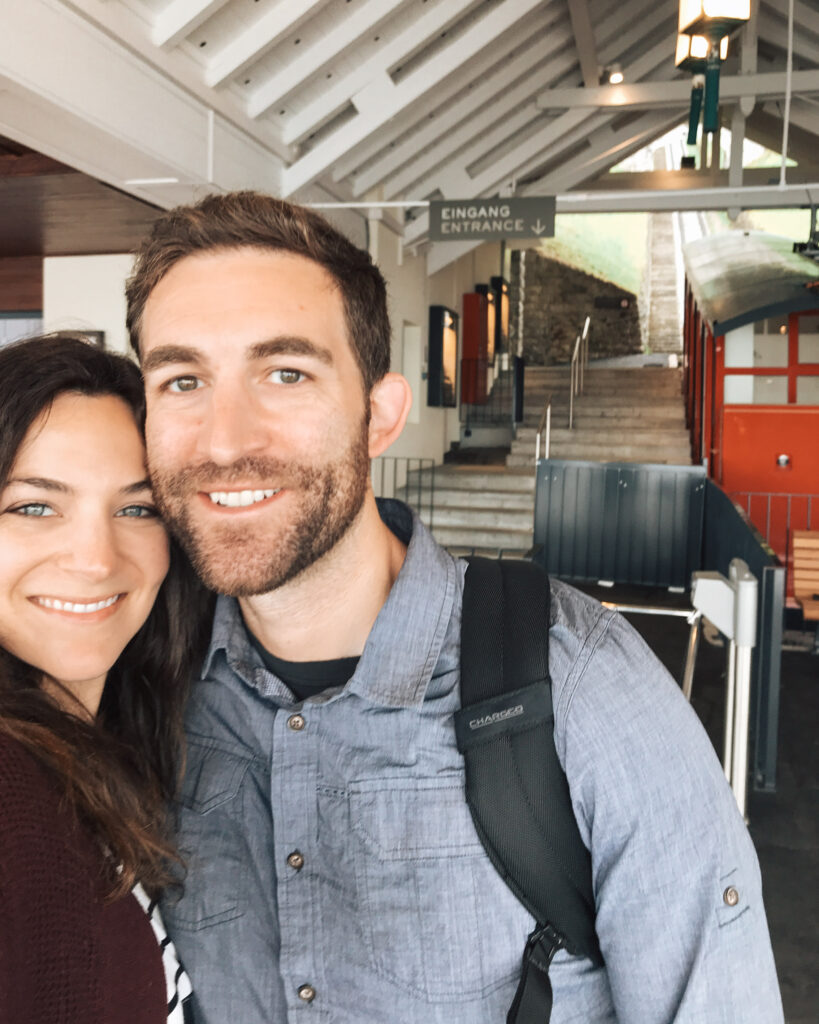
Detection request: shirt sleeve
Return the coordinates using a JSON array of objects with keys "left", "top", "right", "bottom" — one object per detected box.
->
[{"left": 554, "top": 609, "right": 784, "bottom": 1024}]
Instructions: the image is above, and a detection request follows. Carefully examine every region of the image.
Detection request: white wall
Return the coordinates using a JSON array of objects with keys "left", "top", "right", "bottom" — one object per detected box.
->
[{"left": 43, "top": 254, "right": 134, "bottom": 356}]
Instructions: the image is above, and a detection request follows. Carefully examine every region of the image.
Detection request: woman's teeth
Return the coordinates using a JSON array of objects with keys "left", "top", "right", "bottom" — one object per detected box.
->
[
  {"left": 37, "top": 594, "right": 121, "bottom": 614},
  {"left": 208, "top": 489, "right": 279, "bottom": 508}
]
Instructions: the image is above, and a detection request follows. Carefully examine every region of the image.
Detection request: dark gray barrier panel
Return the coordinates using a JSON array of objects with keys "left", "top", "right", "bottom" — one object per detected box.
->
[
  {"left": 533, "top": 461, "right": 783, "bottom": 792},
  {"left": 534, "top": 460, "right": 706, "bottom": 588},
  {"left": 702, "top": 481, "right": 784, "bottom": 792}
]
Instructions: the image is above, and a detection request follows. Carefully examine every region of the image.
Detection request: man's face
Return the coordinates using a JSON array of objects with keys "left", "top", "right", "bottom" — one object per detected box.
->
[{"left": 140, "top": 248, "right": 372, "bottom": 597}]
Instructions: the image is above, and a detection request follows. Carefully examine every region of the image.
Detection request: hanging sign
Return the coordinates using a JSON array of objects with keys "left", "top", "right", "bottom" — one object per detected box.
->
[{"left": 429, "top": 196, "right": 555, "bottom": 241}]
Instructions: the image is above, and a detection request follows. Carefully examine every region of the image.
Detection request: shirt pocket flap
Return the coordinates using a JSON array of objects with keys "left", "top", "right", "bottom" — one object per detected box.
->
[
  {"left": 349, "top": 775, "right": 484, "bottom": 860},
  {"left": 180, "top": 738, "right": 251, "bottom": 815}
]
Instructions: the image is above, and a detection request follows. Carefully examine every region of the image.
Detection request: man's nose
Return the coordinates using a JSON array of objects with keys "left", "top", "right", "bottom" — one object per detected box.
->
[
  {"left": 56, "top": 518, "right": 118, "bottom": 583},
  {"left": 197, "top": 382, "right": 273, "bottom": 464}
]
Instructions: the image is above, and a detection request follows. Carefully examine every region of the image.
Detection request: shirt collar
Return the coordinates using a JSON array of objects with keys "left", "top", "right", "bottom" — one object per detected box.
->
[{"left": 202, "top": 499, "right": 460, "bottom": 709}]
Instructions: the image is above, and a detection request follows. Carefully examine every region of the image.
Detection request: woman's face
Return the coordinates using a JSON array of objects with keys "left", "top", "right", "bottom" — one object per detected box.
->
[{"left": 0, "top": 392, "right": 170, "bottom": 713}]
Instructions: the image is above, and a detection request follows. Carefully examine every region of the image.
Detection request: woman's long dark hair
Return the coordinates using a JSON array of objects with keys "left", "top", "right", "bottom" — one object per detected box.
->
[{"left": 0, "top": 333, "right": 213, "bottom": 898}]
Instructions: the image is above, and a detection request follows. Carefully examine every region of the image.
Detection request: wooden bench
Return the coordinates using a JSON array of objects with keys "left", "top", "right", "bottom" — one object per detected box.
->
[{"left": 793, "top": 530, "right": 819, "bottom": 652}]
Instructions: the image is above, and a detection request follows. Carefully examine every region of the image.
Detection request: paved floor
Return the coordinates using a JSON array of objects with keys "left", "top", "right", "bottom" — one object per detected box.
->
[{"left": 575, "top": 582, "right": 818, "bottom": 1023}]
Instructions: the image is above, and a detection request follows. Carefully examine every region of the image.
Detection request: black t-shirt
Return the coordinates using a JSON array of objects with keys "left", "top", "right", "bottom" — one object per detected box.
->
[{"left": 249, "top": 632, "right": 359, "bottom": 702}]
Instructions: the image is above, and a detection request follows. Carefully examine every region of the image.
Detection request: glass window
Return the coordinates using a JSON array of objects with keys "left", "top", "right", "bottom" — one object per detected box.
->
[
  {"left": 724, "top": 375, "right": 789, "bottom": 404},
  {"left": 796, "top": 376, "right": 819, "bottom": 405},
  {"left": 754, "top": 315, "right": 789, "bottom": 336},
  {"left": 725, "top": 324, "right": 788, "bottom": 367},
  {"left": 798, "top": 313, "right": 819, "bottom": 333},
  {"left": 753, "top": 376, "right": 789, "bottom": 404},
  {"left": 798, "top": 333, "right": 819, "bottom": 364},
  {"left": 724, "top": 375, "right": 754, "bottom": 404}
]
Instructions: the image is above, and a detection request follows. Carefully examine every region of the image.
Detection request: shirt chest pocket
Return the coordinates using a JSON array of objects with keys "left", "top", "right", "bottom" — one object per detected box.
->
[
  {"left": 349, "top": 775, "right": 531, "bottom": 1002},
  {"left": 164, "top": 739, "right": 252, "bottom": 932}
]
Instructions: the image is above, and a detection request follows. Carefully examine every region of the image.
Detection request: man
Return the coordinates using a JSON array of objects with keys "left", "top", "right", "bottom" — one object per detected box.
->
[{"left": 127, "top": 191, "right": 783, "bottom": 1023}]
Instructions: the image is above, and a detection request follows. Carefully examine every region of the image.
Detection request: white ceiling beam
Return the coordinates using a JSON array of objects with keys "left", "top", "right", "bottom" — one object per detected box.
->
[
  {"left": 758, "top": 7, "right": 819, "bottom": 66},
  {"left": 354, "top": 0, "right": 668, "bottom": 197},
  {"left": 536, "top": 69, "right": 819, "bottom": 109},
  {"left": 405, "top": 30, "right": 678, "bottom": 244},
  {"left": 793, "top": 0, "right": 819, "bottom": 37},
  {"left": 63, "top": 0, "right": 293, "bottom": 161},
  {"left": 370, "top": 30, "right": 575, "bottom": 199},
  {"left": 0, "top": 0, "right": 283, "bottom": 207},
  {"left": 555, "top": 181, "right": 819, "bottom": 213},
  {"left": 426, "top": 177, "right": 819, "bottom": 274},
  {"left": 335, "top": 12, "right": 546, "bottom": 184},
  {"left": 528, "top": 110, "right": 685, "bottom": 195},
  {"left": 281, "top": 0, "right": 545, "bottom": 197},
  {"left": 567, "top": 0, "right": 600, "bottom": 87},
  {"left": 152, "top": 0, "right": 229, "bottom": 50},
  {"left": 282, "top": 0, "right": 477, "bottom": 146},
  {"left": 205, "top": 0, "right": 326, "bottom": 89},
  {"left": 247, "top": 0, "right": 405, "bottom": 118}
]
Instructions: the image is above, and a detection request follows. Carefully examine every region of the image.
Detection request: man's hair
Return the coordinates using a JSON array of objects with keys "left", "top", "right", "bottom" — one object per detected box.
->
[{"left": 126, "top": 191, "right": 391, "bottom": 391}]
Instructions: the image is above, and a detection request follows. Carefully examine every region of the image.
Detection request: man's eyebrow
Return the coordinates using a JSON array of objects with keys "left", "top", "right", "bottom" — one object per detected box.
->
[
  {"left": 142, "top": 345, "right": 206, "bottom": 374},
  {"left": 249, "top": 336, "right": 334, "bottom": 366}
]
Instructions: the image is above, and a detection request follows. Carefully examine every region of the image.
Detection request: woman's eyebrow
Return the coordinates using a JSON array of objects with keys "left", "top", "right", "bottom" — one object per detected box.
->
[
  {"left": 5, "top": 477, "right": 70, "bottom": 493},
  {"left": 4, "top": 478, "right": 153, "bottom": 496},
  {"left": 121, "top": 479, "right": 153, "bottom": 496}
]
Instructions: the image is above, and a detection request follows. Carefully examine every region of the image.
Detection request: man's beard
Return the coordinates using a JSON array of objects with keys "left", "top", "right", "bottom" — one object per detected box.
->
[{"left": 149, "top": 423, "right": 371, "bottom": 597}]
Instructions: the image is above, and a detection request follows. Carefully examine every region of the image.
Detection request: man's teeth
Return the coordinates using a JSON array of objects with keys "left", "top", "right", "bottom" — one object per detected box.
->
[
  {"left": 208, "top": 489, "right": 279, "bottom": 508},
  {"left": 37, "top": 595, "right": 121, "bottom": 614}
]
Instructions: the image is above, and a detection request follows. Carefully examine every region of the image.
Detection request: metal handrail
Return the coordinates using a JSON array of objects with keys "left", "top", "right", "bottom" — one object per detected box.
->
[
  {"left": 568, "top": 316, "right": 591, "bottom": 429},
  {"left": 535, "top": 393, "right": 552, "bottom": 463}
]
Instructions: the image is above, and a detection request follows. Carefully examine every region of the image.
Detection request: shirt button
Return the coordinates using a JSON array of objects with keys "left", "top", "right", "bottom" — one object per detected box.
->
[
  {"left": 723, "top": 886, "right": 740, "bottom": 906},
  {"left": 298, "top": 984, "right": 316, "bottom": 1003},
  {"left": 287, "top": 713, "right": 306, "bottom": 731},
  {"left": 287, "top": 850, "right": 305, "bottom": 871}
]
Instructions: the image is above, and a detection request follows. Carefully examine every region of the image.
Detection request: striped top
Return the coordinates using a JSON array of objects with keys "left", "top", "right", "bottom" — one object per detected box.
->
[{"left": 132, "top": 883, "right": 194, "bottom": 1022}]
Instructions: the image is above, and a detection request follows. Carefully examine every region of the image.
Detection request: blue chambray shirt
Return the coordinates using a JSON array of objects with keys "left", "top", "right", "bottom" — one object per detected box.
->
[{"left": 162, "top": 500, "right": 783, "bottom": 1024}]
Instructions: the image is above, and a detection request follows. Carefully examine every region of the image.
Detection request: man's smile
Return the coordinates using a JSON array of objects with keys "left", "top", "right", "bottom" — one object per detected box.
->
[{"left": 205, "top": 488, "right": 281, "bottom": 509}]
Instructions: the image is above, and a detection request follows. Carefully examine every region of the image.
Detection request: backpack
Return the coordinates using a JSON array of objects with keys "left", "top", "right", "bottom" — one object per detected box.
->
[{"left": 454, "top": 557, "right": 603, "bottom": 1024}]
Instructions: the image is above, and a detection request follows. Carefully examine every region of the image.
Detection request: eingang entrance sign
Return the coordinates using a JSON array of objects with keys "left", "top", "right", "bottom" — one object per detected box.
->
[{"left": 429, "top": 196, "right": 555, "bottom": 241}]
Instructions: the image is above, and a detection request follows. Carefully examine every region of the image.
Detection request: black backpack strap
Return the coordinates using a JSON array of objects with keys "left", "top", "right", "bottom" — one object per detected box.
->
[{"left": 455, "top": 557, "right": 602, "bottom": 1024}]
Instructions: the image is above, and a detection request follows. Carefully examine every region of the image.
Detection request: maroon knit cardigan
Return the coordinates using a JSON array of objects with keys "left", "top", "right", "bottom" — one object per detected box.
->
[{"left": 0, "top": 733, "right": 167, "bottom": 1024}]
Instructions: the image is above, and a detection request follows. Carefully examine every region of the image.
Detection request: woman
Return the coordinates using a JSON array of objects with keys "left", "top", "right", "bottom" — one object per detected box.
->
[{"left": 0, "top": 334, "right": 212, "bottom": 1024}]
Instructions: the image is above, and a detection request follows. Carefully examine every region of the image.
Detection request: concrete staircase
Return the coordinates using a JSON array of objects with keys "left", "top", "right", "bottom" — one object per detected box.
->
[
  {"left": 507, "top": 365, "right": 691, "bottom": 467},
  {"left": 400, "top": 364, "right": 691, "bottom": 555},
  {"left": 402, "top": 465, "right": 536, "bottom": 557}
]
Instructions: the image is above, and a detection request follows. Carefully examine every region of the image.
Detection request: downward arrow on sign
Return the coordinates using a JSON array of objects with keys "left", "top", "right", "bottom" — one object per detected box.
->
[{"left": 532, "top": 219, "right": 546, "bottom": 235}]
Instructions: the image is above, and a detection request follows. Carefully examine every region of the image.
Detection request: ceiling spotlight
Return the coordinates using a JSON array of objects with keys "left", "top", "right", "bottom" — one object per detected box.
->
[{"left": 608, "top": 64, "right": 624, "bottom": 85}]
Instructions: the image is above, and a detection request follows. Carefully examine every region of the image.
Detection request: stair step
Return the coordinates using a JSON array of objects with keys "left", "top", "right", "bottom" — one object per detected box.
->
[
  {"left": 413, "top": 487, "right": 534, "bottom": 510},
  {"left": 407, "top": 467, "right": 535, "bottom": 493},
  {"left": 426, "top": 505, "right": 533, "bottom": 529},
  {"left": 425, "top": 522, "right": 534, "bottom": 551}
]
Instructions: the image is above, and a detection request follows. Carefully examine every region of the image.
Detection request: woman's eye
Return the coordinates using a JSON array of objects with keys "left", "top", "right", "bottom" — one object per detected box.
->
[
  {"left": 117, "top": 504, "right": 159, "bottom": 519},
  {"left": 10, "top": 503, "right": 55, "bottom": 518},
  {"left": 271, "top": 368, "right": 305, "bottom": 385},
  {"left": 167, "top": 375, "right": 201, "bottom": 393}
]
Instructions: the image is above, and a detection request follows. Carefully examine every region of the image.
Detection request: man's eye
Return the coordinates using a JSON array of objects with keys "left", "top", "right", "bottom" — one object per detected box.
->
[
  {"left": 270, "top": 369, "right": 305, "bottom": 385},
  {"left": 167, "top": 376, "right": 201, "bottom": 393},
  {"left": 117, "top": 504, "right": 159, "bottom": 519},
  {"left": 9, "top": 503, "right": 56, "bottom": 518}
]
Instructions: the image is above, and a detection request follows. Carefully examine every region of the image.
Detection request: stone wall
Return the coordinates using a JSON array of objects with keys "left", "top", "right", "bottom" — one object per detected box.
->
[{"left": 510, "top": 249, "right": 642, "bottom": 364}]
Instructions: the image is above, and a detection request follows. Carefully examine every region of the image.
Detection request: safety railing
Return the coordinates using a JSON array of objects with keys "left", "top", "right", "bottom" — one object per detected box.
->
[
  {"left": 729, "top": 490, "right": 819, "bottom": 595},
  {"left": 371, "top": 457, "right": 435, "bottom": 528},
  {"left": 460, "top": 358, "right": 516, "bottom": 428},
  {"left": 568, "top": 315, "right": 590, "bottom": 429},
  {"left": 534, "top": 393, "right": 552, "bottom": 463}
]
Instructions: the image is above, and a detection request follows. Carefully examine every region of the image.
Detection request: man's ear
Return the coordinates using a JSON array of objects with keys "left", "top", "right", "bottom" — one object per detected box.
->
[{"left": 368, "top": 372, "right": 413, "bottom": 458}]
